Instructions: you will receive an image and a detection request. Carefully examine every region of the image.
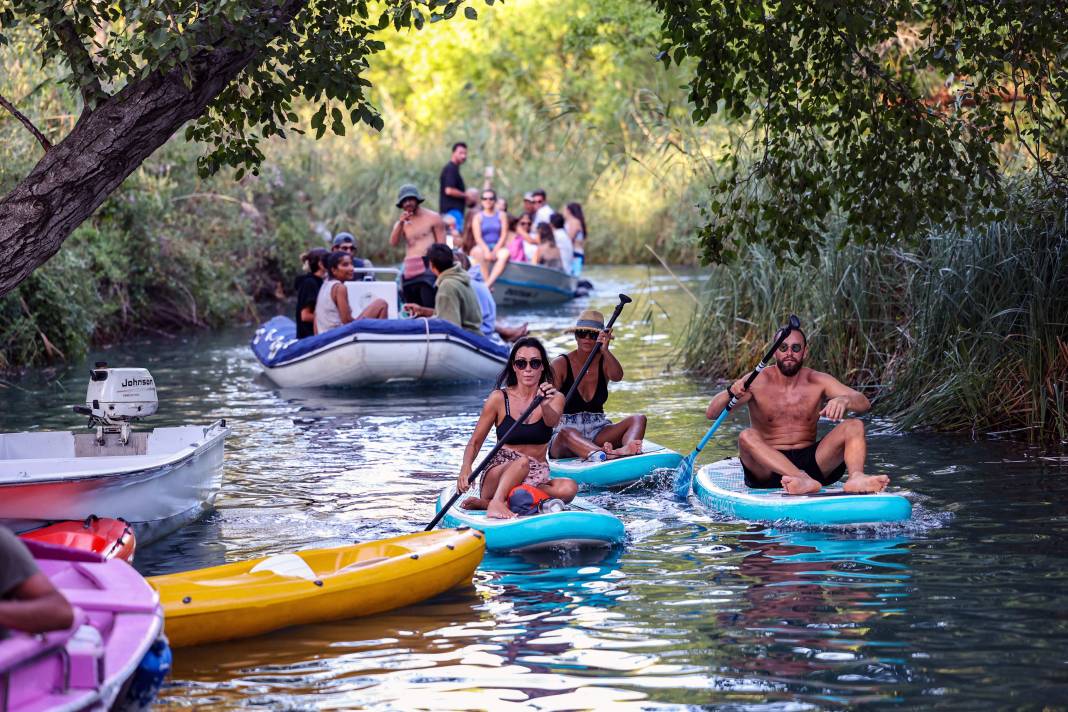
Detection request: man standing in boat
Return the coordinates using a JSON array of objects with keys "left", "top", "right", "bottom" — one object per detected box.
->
[
  {"left": 439, "top": 142, "right": 468, "bottom": 229},
  {"left": 706, "top": 328, "right": 889, "bottom": 495},
  {"left": 390, "top": 184, "right": 445, "bottom": 308}
]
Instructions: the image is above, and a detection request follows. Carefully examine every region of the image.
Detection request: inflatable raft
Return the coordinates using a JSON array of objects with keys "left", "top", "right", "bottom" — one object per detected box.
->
[
  {"left": 693, "top": 458, "right": 912, "bottom": 525},
  {"left": 549, "top": 441, "right": 683, "bottom": 488},
  {"left": 434, "top": 484, "right": 626, "bottom": 552},
  {"left": 149, "top": 528, "right": 485, "bottom": 647},
  {"left": 20, "top": 516, "right": 136, "bottom": 562},
  {"left": 251, "top": 316, "right": 509, "bottom": 388}
]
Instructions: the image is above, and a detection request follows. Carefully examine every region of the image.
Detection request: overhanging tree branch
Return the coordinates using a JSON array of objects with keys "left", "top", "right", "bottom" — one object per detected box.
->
[
  {"left": 0, "top": 91, "right": 52, "bottom": 152},
  {"left": 54, "top": 18, "right": 107, "bottom": 109}
]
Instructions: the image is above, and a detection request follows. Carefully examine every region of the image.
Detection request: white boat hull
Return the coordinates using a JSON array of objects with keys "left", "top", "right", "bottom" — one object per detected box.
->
[
  {"left": 259, "top": 330, "right": 507, "bottom": 388},
  {"left": 493, "top": 261, "right": 578, "bottom": 307},
  {"left": 0, "top": 422, "right": 228, "bottom": 546}
]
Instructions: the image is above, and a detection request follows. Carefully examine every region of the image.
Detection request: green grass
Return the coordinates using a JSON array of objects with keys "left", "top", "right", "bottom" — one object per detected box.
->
[{"left": 679, "top": 185, "right": 1068, "bottom": 442}]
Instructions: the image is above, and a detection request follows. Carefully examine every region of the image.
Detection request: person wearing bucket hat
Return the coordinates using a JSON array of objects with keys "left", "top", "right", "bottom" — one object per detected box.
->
[
  {"left": 390, "top": 184, "right": 445, "bottom": 308},
  {"left": 549, "top": 310, "right": 647, "bottom": 461}
]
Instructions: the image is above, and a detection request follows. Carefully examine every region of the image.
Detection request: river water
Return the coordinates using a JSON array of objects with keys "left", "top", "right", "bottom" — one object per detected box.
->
[{"left": 3, "top": 265, "right": 1066, "bottom": 710}]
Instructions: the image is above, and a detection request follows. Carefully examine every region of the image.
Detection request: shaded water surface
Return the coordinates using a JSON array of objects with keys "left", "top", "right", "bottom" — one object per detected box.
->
[{"left": 2, "top": 266, "right": 1065, "bottom": 709}]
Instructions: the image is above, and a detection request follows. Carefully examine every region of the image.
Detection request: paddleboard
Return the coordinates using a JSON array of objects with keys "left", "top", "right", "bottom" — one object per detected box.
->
[
  {"left": 549, "top": 440, "right": 682, "bottom": 488},
  {"left": 435, "top": 484, "right": 626, "bottom": 552},
  {"left": 693, "top": 458, "right": 912, "bottom": 525}
]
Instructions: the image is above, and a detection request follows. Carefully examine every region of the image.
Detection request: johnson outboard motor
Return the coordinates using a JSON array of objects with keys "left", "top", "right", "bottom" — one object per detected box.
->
[{"left": 72, "top": 362, "right": 158, "bottom": 446}]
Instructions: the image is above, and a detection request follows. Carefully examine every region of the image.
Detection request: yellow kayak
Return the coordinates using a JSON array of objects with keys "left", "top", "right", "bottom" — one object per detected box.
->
[{"left": 149, "top": 528, "right": 485, "bottom": 647}]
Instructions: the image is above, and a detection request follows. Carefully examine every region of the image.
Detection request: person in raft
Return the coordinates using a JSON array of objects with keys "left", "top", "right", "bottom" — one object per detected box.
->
[
  {"left": 548, "top": 310, "right": 647, "bottom": 461},
  {"left": 706, "top": 326, "right": 890, "bottom": 494},
  {"left": 390, "top": 184, "right": 445, "bottom": 309},
  {"left": 313, "top": 252, "right": 389, "bottom": 334},
  {"left": 456, "top": 337, "right": 579, "bottom": 519}
]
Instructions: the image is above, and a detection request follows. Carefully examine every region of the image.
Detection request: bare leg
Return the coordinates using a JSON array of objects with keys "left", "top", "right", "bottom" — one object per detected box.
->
[
  {"left": 356, "top": 298, "right": 389, "bottom": 320},
  {"left": 738, "top": 428, "right": 821, "bottom": 494},
  {"left": 486, "top": 457, "right": 529, "bottom": 519},
  {"left": 550, "top": 427, "right": 603, "bottom": 460},
  {"left": 539, "top": 478, "right": 578, "bottom": 503},
  {"left": 495, "top": 322, "right": 529, "bottom": 342},
  {"left": 594, "top": 415, "right": 647, "bottom": 456},
  {"left": 485, "top": 248, "right": 510, "bottom": 289},
  {"left": 814, "top": 419, "right": 889, "bottom": 493},
  {"left": 461, "top": 460, "right": 510, "bottom": 511}
]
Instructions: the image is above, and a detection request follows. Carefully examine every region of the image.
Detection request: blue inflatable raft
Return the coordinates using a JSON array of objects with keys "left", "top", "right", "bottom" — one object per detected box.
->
[
  {"left": 434, "top": 485, "right": 626, "bottom": 552},
  {"left": 549, "top": 441, "right": 683, "bottom": 488},
  {"left": 693, "top": 459, "right": 912, "bottom": 525}
]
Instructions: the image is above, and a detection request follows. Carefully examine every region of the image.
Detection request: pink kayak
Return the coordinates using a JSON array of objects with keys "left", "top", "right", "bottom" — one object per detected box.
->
[{"left": 0, "top": 540, "right": 169, "bottom": 711}]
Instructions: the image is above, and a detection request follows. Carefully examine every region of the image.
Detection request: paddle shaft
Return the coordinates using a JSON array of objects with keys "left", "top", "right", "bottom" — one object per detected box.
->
[
  {"left": 425, "top": 393, "right": 547, "bottom": 531},
  {"left": 561, "top": 295, "right": 631, "bottom": 408}
]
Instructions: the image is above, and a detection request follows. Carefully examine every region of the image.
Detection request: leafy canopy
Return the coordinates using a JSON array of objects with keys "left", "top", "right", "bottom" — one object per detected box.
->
[
  {"left": 0, "top": 0, "right": 493, "bottom": 179},
  {"left": 653, "top": 0, "right": 1068, "bottom": 263}
]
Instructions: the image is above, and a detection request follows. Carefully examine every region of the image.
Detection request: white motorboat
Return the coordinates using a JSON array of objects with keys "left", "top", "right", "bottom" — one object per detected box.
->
[
  {"left": 0, "top": 365, "right": 228, "bottom": 545},
  {"left": 252, "top": 268, "right": 509, "bottom": 388},
  {"left": 493, "top": 261, "right": 580, "bottom": 307}
]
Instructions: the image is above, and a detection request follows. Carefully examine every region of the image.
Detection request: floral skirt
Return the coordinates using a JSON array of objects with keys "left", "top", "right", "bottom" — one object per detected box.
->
[{"left": 484, "top": 447, "right": 551, "bottom": 487}]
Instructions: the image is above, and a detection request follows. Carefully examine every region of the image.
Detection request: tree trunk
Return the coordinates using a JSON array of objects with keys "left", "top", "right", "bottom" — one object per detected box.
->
[{"left": 0, "top": 3, "right": 305, "bottom": 297}]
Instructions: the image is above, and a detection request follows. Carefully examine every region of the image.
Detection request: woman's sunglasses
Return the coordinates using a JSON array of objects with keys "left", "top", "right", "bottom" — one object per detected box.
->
[
  {"left": 513, "top": 358, "right": 543, "bottom": 371},
  {"left": 575, "top": 329, "right": 599, "bottom": 340},
  {"left": 481, "top": 195, "right": 495, "bottom": 201},
  {"left": 777, "top": 343, "right": 804, "bottom": 353}
]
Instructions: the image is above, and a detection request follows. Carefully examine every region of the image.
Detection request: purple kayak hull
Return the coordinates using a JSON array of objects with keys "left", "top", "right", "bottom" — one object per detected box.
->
[{"left": 0, "top": 540, "right": 164, "bottom": 711}]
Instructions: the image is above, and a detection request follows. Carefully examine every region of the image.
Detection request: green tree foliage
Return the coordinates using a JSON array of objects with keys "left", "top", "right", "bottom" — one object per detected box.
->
[{"left": 653, "top": 0, "right": 1068, "bottom": 263}]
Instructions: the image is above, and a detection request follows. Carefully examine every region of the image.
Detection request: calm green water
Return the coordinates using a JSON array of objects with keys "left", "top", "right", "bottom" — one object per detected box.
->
[{"left": 3, "top": 265, "right": 1066, "bottom": 710}]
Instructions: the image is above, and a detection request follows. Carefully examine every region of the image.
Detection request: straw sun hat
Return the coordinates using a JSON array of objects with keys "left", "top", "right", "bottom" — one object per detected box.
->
[{"left": 565, "top": 310, "right": 606, "bottom": 333}]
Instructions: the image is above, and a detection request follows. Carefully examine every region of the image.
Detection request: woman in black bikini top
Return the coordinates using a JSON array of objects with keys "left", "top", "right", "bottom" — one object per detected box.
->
[
  {"left": 456, "top": 337, "right": 578, "bottom": 520},
  {"left": 549, "top": 309, "right": 648, "bottom": 461}
]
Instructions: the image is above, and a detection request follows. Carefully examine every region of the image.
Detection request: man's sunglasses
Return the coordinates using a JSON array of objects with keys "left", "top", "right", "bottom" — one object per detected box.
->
[
  {"left": 481, "top": 195, "right": 495, "bottom": 201},
  {"left": 513, "top": 358, "right": 543, "bottom": 371},
  {"left": 575, "top": 329, "right": 599, "bottom": 340},
  {"left": 338, "top": 244, "right": 354, "bottom": 252},
  {"left": 777, "top": 343, "right": 804, "bottom": 353}
]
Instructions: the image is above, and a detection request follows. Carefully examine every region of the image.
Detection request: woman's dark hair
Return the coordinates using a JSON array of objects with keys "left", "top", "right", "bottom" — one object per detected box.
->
[
  {"left": 508, "top": 213, "right": 523, "bottom": 231},
  {"left": 566, "top": 202, "right": 587, "bottom": 238},
  {"left": 324, "top": 251, "right": 351, "bottom": 278},
  {"left": 549, "top": 212, "right": 565, "bottom": 229},
  {"left": 302, "top": 247, "right": 330, "bottom": 274},
  {"left": 497, "top": 337, "right": 553, "bottom": 388},
  {"left": 537, "top": 223, "right": 555, "bottom": 246}
]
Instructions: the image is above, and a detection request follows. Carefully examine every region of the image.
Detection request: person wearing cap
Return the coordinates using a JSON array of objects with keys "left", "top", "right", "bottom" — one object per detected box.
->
[
  {"left": 330, "top": 232, "right": 374, "bottom": 280},
  {"left": 402, "top": 243, "right": 482, "bottom": 336},
  {"left": 522, "top": 192, "right": 537, "bottom": 220},
  {"left": 439, "top": 142, "right": 468, "bottom": 229},
  {"left": 390, "top": 184, "right": 446, "bottom": 308},
  {"left": 549, "top": 310, "right": 647, "bottom": 461}
]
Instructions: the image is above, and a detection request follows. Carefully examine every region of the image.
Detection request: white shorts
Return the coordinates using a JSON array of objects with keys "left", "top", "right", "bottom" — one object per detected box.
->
[{"left": 550, "top": 412, "right": 613, "bottom": 452}]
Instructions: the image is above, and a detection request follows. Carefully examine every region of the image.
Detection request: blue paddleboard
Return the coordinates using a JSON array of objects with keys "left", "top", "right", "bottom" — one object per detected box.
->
[
  {"left": 549, "top": 440, "right": 683, "bottom": 488},
  {"left": 693, "top": 458, "right": 912, "bottom": 525},
  {"left": 435, "top": 485, "right": 626, "bottom": 552}
]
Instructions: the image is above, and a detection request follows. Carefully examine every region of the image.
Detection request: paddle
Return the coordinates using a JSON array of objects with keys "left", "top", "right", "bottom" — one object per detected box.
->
[
  {"left": 672, "top": 315, "right": 802, "bottom": 499},
  {"left": 424, "top": 293, "right": 632, "bottom": 531}
]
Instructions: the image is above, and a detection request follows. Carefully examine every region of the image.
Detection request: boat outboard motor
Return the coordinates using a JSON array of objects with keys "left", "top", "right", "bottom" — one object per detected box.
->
[{"left": 73, "top": 362, "right": 158, "bottom": 446}]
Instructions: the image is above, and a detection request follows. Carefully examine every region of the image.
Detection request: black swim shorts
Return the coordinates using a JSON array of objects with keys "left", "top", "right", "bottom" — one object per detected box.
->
[{"left": 742, "top": 439, "right": 846, "bottom": 489}]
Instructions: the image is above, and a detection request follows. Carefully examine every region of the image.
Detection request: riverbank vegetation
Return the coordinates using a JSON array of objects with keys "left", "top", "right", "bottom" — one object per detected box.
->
[
  {"left": 0, "top": 0, "right": 711, "bottom": 371},
  {"left": 680, "top": 182, "right": 1067, "bottom": 442}
]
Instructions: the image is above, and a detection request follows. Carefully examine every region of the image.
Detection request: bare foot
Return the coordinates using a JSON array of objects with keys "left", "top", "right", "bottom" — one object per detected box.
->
[
  {"left": 461, "top": 498, "right": 488, "bottom": 511},
  {"left": 486, "top": 500, "right": 517, "bottom": 519},
  {"left": 843, "top": 473, "right": 890, "bottom": 493},
  {"left": 604, "top": 440, "right": 643, "bottom": 459},
  {"left": 781, "top": 472, "right": 822, "bottom": 495}
]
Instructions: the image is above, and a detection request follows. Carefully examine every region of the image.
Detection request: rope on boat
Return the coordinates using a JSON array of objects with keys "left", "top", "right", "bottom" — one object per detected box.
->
[{"left": 418, "top": 317, "right": 431, "bottom": 380}]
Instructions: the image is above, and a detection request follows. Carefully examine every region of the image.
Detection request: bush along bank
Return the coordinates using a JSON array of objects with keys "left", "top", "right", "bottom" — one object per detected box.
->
[{"left": 679, "top": 187, "right": 1068, "bottom": 443}]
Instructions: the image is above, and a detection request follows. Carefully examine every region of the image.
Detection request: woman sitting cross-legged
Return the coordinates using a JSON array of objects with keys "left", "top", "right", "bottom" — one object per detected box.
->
[
  {"left": 314, "top": 252, "right": 389, "bottom": 334},
  {"left": 456, "top": 337, "right": 578, "bottom": 519},
  {"left": 549, "top": 310, "right": 647, "bottom": 461}
]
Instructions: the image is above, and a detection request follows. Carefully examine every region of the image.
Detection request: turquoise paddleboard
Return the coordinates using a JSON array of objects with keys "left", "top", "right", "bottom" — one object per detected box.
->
[
  {"left": 435, "top": 485, "right": 626, "bottom": 552},
  {"left": 549, "top": 440, "right": 683, "bottom": 488},
  {"left": 693, "top": 458, "right": 912, "bottom": 525}
]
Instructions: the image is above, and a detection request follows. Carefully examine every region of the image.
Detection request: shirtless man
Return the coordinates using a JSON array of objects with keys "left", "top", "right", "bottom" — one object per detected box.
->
[
  {"left": 389, "top": 184, "right": 445, "bottom": 308},
  {"left": 706, "top": 328, "right": 889, "bottom": 495}
]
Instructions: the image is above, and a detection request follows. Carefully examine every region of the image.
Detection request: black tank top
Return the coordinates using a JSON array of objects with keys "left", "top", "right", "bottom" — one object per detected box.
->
[
  {"left": 495, "top": 388, "right": 554, "bottom": 445},
  {"left": 561, "top": 355, "right": 609, "bottom": 414}
]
